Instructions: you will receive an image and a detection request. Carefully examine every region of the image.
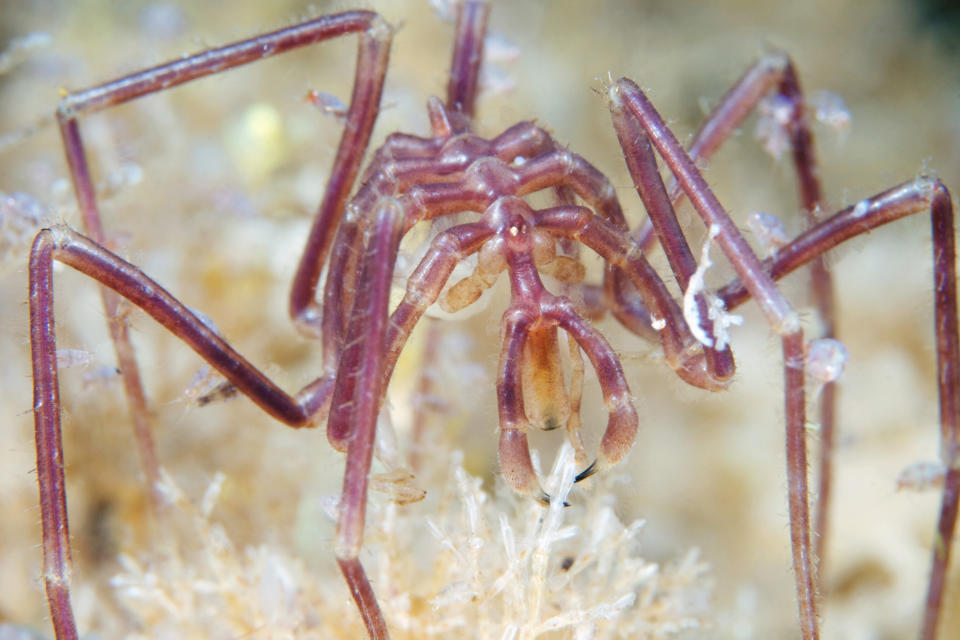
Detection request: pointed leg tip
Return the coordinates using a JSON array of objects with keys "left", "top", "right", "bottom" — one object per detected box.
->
[{"left": 575, "top": 460, "right": 598, "bottom": 483}]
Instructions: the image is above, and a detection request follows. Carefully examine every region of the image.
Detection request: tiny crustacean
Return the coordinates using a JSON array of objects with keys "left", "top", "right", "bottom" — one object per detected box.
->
[{"left": 14, "top": 1, "right": 958, "bottom": 639}]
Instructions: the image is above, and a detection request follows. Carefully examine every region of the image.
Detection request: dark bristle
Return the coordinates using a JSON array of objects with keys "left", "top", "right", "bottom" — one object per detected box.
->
[{"left": 574, "top": 460, "right": 597, "bottom": 483}]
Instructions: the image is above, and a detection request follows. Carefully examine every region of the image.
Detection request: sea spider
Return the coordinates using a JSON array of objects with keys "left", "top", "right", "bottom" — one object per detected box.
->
[{"left": 7, "top": 1, "right": 959, "bottom": 638}]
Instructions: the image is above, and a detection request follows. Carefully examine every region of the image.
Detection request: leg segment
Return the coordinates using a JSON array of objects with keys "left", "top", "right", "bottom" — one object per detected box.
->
[
  {"left": 609, "top": 77, "right": 818, "bottom": 640},
  {"left": 610, "top": 102, "right": 735, "bottom": 384},
  {"left": 923, "top": 180, "right": 960, "bottom": 640},
  {"left": 55, "top": 12, "right": 394, "bottom": 504},
  {"left": 445, "top": 0, "right": 490, "bottom": 127},
  {"left": 713, "top": 177, "right": 960, "bottom": 638},
  {"left": 29, "top": 226, "right": 338, "bottom": 640},
  {"left": 626, "top": 57, "right": 839, "bottom": 542},
  {"left": 328, "top": 200, "right": 406, "bottom": 640}
]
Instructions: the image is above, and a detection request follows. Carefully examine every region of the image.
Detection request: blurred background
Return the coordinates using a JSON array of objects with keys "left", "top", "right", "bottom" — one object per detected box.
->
[{"left": 1, "top": 0, "right": 958, "bottom": 637}]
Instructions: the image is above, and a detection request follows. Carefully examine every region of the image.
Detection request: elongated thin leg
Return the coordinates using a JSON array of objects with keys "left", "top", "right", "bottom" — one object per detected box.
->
[
  {"left": 672, "top": 58, "right": 839, "bottom": 568},
  {"left": 714, "top": 177, "right": 960, "bottom": 637},
  {"left": 56, "top": 11, "right": 393, "bottom": 500},
  {"left": 610, "top": 106, "right": 735, "bottom": 384},
  {"left": 684, "top": 54, "right": 839, "bottom": 580},
  {"left": 289, "top": 19, "right": 392, "bottom": 335},
  {"left": 29, "top": 226, "right": 338, "bottom": 640},
  {"left": 775, "top": 60, "right": 837, "bottom": 586},
  {"left": 327, "top": 200, "right": 405, "bottom": 640},
  {"left": 752, "top": 179, "right": 958, "bottom": 639},
  {"left": 718, "top": 179, "right": 947, "bottom": 309},
  {"left": 922, "top": 181, "right": 960, "bottom": 640},
  {"left": 609, "top": 77, "right": 818, "bottom": 640},
  {"left": 446, "top": 0, "right": 490, "bottom": 128}
]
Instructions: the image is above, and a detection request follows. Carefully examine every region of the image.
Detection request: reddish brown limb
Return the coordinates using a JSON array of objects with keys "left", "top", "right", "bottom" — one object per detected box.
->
[
  {"left": 713, "top": 177, "right": 960, "bottom": 638},
  {"left": 925, "top": 467, "right": 960, "bottom": 640},
  {"left": 775, "top": 60, "right": 837, "bottom": 587},
  {"left": 337, "top": 557, "right": 390, "bottom": 640},
  {"left": 921, "top": 182, "right": 960, "bottom": 640},
  {"left": 782, "top": 329, "right": 817, "bottom": 640},
  {"left": 288, "top": 17, "right": 392, "bottom": 336},
  {"left": 609, "top": 99, "right": 735, "bottom": 384},
  {"left": 608, "top": 77, "right": 818, "bottom": 640},
  {"left": 28, "top": 226, "right": 340, "bottom": 640},
  {"left": 58, "top": 121, "right": 160, "bottom": 503},
  {"left": 29, "top": 235, "right": 77, "bottom": 640},
  {"left": 329, "top": 200, "right": 405, "bottom": 639},
  {"left": 55, "top": 11, "right": 393, "bottom": 509},
  {"left": 718, "top": 179, "right": 950, "bottom": 310},
  {"left": 445, "top": 0, "right": 490, "bottom": 127},
  {"left": 548, "top": 299, "right": 638, "bottom": 476}
]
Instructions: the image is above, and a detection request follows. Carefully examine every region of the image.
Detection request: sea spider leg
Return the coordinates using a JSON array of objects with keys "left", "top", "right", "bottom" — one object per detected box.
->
[
  {"left": 28, "top": 226, "right": 336, "bottom": 640},
  {"left": 324, "top": 4, "right": 492, "bottom": 636},
  {"left": 446, "top": 0, "right": 490, "bottom": 128},
  {"left": 326, "top": 199, "right": 406, "bottom": 639},
  {"left": 497, "top": 307, "right": 539, "bottom": 497},
  {"left": 715, "top": 177, "right": 960, "bottom": 640},
  {"left": 635, "top": 51, "right": 840, "bottom": 577},
  {"left": 610, "top": 114, "right": 736, "bottom": 385},
  {"left": 617, "top": 53, "right": 839, "bottom": 581},
  {"left": 50, "top": 12, "right": 400, "bottom": 639},
  {"left": 696, "top": 52, "right": 837, "bottom": 594},
  {"left": 608, "top": 78, "right": 818, "bottom": 640},
  {"left": 55, "top": 12, "right": 392, "bottom": 505}
]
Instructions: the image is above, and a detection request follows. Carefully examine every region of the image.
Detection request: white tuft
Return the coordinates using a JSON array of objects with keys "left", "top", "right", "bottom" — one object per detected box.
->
[{"left": 683, "top": 225, "right": 743, "bottom": 350}]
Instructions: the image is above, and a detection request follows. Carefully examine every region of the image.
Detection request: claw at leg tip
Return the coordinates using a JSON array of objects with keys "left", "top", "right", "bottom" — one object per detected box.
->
[{"left": 575, "top": 460, "right": 598, "bottom": 483}]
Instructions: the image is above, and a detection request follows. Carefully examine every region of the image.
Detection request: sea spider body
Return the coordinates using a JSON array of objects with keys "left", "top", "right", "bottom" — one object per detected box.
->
[{"left": 9, "top": 1, "right": 959, "bottom": 639}]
